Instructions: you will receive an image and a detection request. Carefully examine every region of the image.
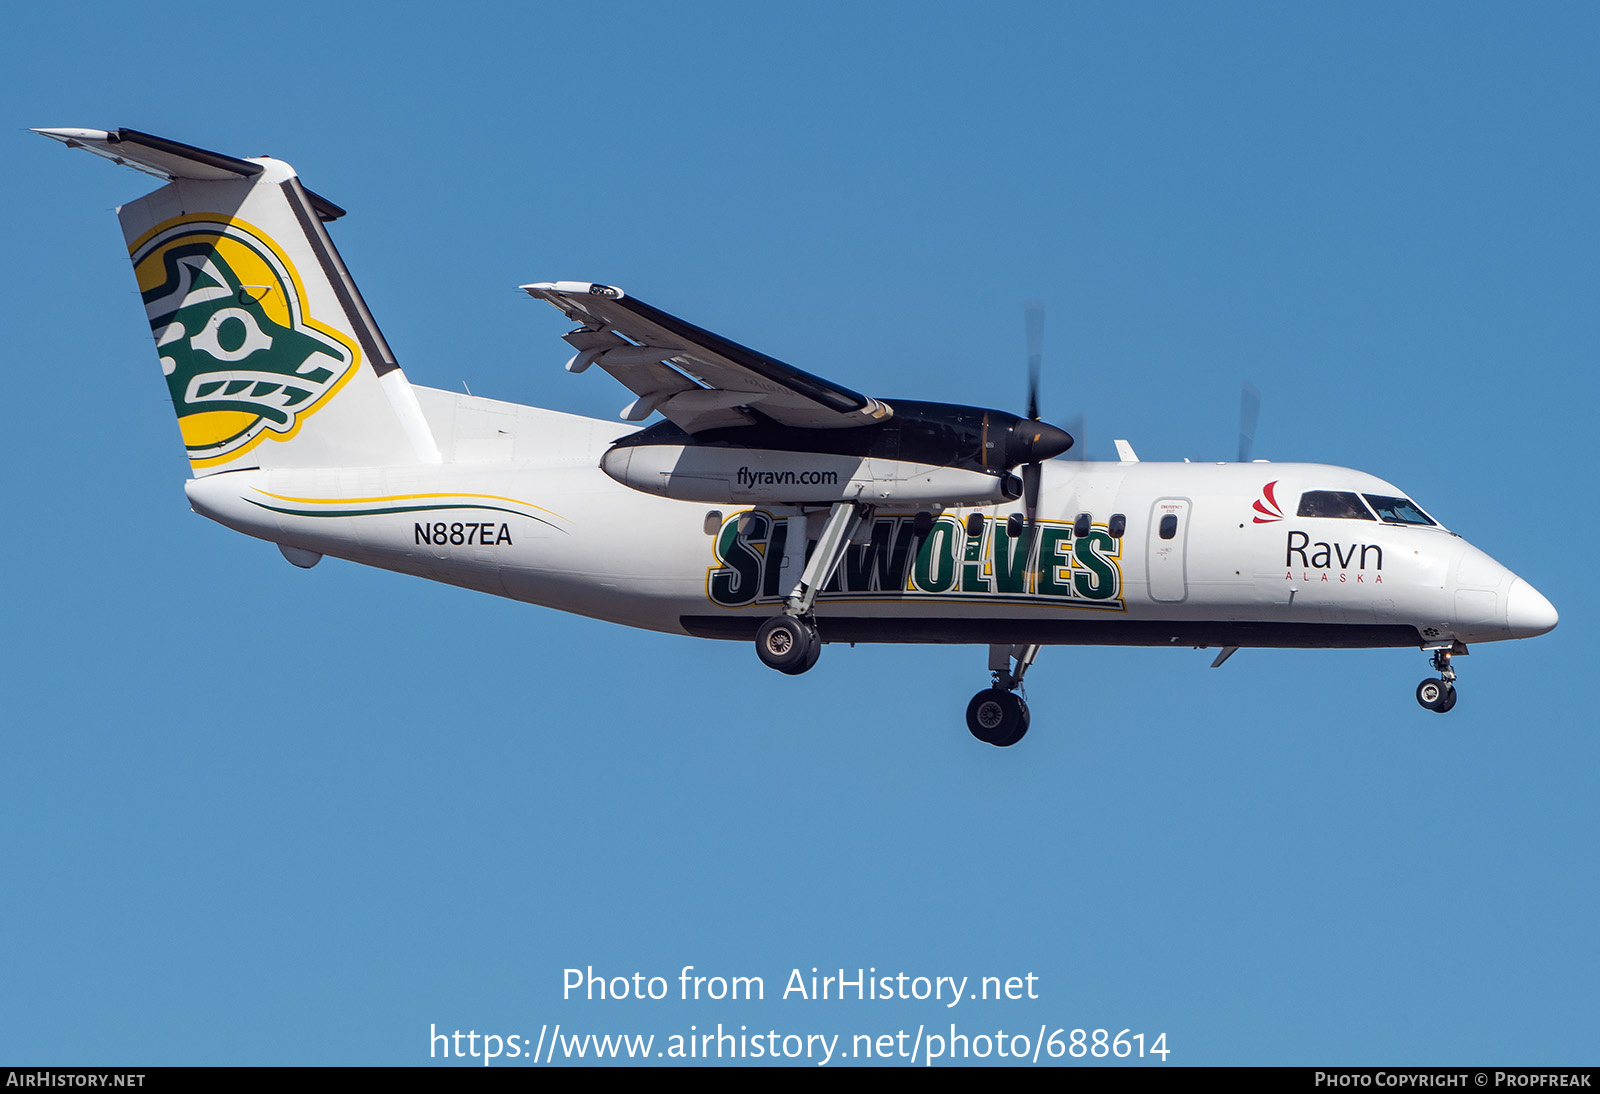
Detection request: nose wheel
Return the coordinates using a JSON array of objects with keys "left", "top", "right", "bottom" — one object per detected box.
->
[
  {"left": 1415, "top": 645, "right": 1461, "bottom": 713},
  {"left": 966, "top": 688, "right": 1030, "bottom": 746},
  {"left": 1415, "top": 678, "right": 1457, "bottom": 713}
]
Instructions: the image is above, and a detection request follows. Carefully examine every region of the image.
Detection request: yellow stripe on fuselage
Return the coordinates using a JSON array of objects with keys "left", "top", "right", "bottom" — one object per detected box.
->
[{"left": 251, "top": 489, "right": 566, "bottom": 521}]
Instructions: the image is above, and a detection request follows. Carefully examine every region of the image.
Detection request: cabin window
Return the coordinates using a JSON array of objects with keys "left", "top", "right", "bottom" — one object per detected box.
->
[
  {"left": 1159, "top": 514, "right": 1178, "bottom": 540},
  {"left": 1073, "top": 512, "right": 1092, "bottom": 537},
  {"left": 1363, "top": 494, "right": 1436, "bottom": 526},
  {"left": 1108, "top": 513, "right": 1126, "bottom": 538},
  {"left": 703, "top": 510, "right": 723, "bottom": 535},
  {"left": 1297, "top": 490, "right": 1376, "bottom": 520}
]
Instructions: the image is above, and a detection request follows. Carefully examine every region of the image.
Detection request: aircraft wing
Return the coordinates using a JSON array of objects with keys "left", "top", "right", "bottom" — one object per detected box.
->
[{"left": 521, "top": 282, "right": 893, "bottom": 432}]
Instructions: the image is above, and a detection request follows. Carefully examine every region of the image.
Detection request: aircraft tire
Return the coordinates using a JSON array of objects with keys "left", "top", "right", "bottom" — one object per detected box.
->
[
  {"left": 756, "top": 615, "right": 818, "bottom": 674},
  {"left": 777, "top": 629, "right": 824, "bottom": 676},
  {"left": 967, "top": 688, "right": 1027, "bottom": 746},
  {"left": 796, "top": 631, "right": 824, "bottom": 674},
  {"left": 1415, "top": 678, "right": 1453, "bottom": 712},
  {"left": 996, "top": 700, "right": 1030, "bottom": 747}
]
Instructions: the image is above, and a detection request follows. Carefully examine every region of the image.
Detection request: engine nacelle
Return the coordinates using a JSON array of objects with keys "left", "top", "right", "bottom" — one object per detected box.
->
[{"left": 600, "top": 444, "right": 1019, "bottom": 506}]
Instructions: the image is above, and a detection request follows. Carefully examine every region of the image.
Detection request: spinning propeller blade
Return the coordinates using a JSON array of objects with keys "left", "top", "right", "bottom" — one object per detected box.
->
[
  {"left": 1014, "top": 300, "right": 1073, "bottom": 528},
  {"left": 1063, "top": 411, "right": 1087, "bottom": 463},
  {"left": 1024, "top": 299, "right": 1044, "bottom": 423},
  {"left": 1237, "top": 381, "right": 1261, "bottom": 463}
]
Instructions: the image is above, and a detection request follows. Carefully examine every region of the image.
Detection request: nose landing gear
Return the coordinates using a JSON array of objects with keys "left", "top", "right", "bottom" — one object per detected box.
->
[
  {"left": 967, "top": 689, "right": 1029, "bottom": 746},
  {"left": 1415, "top": 644, "right": 1463, "bottom": 713},
  {"left": 967, "top": 643, "right": 1039, "bottom": 746}
]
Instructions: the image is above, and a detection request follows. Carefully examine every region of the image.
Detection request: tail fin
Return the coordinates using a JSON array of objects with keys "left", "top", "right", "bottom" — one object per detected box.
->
[{"left": 36, "top": 128, "right": 439, "bottom": 475}]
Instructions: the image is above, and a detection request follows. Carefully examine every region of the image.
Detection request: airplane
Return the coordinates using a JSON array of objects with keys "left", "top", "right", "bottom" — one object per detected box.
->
[{"left": 35, "top": 126, "right": 1559, "bottom": 747}]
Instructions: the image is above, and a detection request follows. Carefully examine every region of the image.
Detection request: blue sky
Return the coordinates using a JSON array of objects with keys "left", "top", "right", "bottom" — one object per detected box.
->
[{"left": 3, "top": 1, "right": 1595, "bottom": 1066}]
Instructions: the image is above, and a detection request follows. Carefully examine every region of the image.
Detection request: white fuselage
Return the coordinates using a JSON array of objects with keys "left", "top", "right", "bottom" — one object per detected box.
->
[{"left": 183, "top": 387, "right": 1554, "bottom": 651}]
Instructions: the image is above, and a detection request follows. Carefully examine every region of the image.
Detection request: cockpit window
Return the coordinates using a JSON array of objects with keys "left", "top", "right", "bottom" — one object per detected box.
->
[
  {"left": 1363, "top": 494, "right": 1436, "bottom": 526},
  {"left": 1297, "top": 491, "right": 1376, "bottom": 520}
]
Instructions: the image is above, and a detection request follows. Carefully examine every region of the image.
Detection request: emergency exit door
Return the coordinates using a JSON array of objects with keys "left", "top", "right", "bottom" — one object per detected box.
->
[{"left": 1147, "top": 498, "right": 1191, "bottom": 603}]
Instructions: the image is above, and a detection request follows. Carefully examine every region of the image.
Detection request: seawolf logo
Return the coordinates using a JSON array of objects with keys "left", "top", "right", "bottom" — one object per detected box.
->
[{"left": 133, "top": 218, "right": 356, "bottom": 466}]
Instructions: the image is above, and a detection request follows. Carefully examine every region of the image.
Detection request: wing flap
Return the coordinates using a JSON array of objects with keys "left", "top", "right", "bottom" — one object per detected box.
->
[{"left": 557, "top": 324, "right": 751, "bottom": 431}]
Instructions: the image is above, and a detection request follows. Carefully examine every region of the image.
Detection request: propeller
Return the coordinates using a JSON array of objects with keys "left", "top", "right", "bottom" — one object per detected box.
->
[
  {"left": 1237, "top": 381, "right": 1261, "bottom": 463},
  {"left": 1063, "top": 411, "right": 1087, "bottom": 463},
  {"left": 1025, "top": 299, "right": 1045, "bottom": 422},
  {"left": 1011, "top": 300, "right": 1074, "bottom": 529}
]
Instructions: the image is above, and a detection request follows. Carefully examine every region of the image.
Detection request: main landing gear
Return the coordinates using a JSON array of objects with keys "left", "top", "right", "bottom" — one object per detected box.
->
[
  {"left": 755, "top": 614, "right": 821, "bottom": 675},
  {"left": 1415, "top": 643, "right": 1464, "bottom": 713},
  {"left": 966, "top": 643, "right": 1039, "bottom": 747},
  {"left": 754, "top": 501, "right": 874, "bottom": 677}
]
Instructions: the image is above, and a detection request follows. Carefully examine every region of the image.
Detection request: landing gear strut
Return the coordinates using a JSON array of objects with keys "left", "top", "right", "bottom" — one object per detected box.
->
[
  {"left": 753, "top": 501, "right": 873, "bottom": 676},
  {"left": 967, "top": 643, "right": 1039, "bottom": 747},
  {"left": 1415, "top": 643, "right": 1463, "bottom": 713}
]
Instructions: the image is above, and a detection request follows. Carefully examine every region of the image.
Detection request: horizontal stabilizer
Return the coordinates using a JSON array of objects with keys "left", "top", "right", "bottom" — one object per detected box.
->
[{"left": 34, "top": 128, "right": 346, "bottom": 221}]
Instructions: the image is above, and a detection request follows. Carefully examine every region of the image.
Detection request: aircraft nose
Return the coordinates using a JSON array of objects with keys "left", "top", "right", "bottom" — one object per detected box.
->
[{"left": 1506, "top": 578, "right": 1558, "bottom": 638}]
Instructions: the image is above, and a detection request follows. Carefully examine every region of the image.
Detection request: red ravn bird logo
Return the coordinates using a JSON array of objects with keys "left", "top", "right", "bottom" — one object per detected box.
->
[{"left": 1253, "top": 480, "right": 1284, "bottom": 523}]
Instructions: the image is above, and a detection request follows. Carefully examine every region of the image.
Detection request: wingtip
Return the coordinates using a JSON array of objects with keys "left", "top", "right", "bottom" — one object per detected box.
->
[
  {"left": 33, "top": 127, "right": 112, "bottom": 142},
  {"left": 519, "top": 281, "right": 628, "bottom": 301}
]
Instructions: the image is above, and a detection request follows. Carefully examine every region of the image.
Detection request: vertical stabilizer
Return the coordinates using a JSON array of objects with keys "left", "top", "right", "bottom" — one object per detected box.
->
[{"left": 37, "top": 128, "right": 440, "bottom": 475}]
